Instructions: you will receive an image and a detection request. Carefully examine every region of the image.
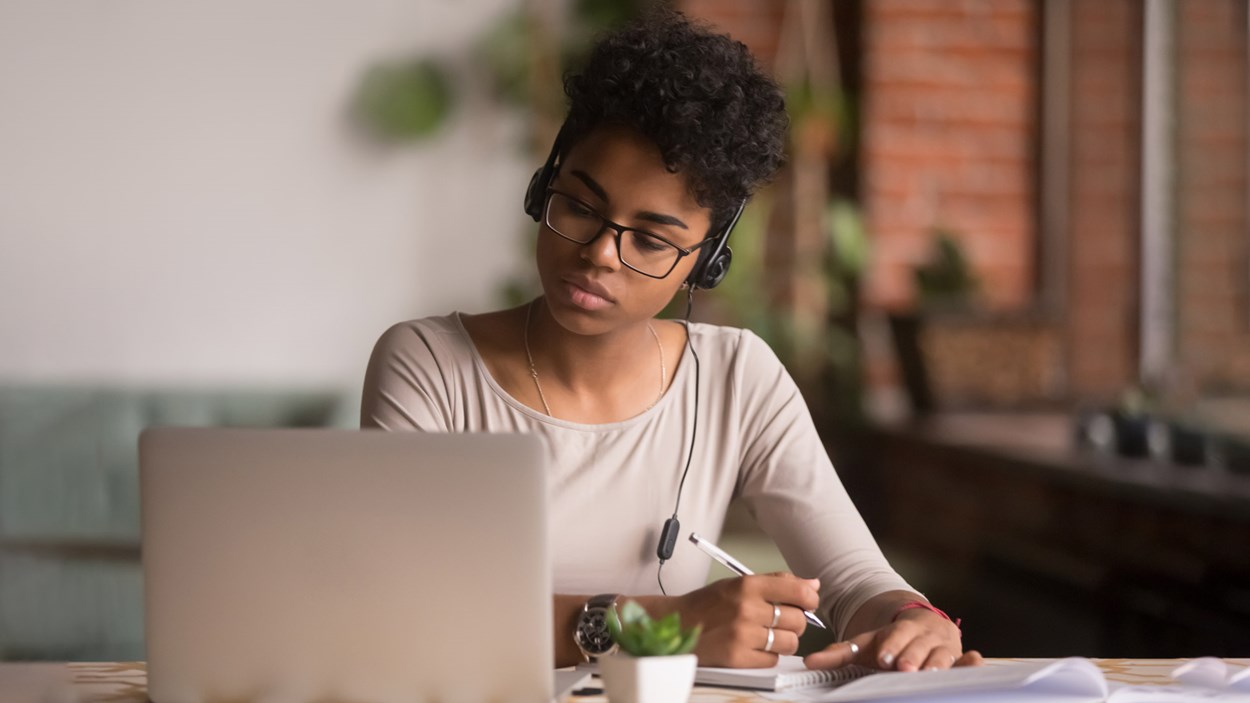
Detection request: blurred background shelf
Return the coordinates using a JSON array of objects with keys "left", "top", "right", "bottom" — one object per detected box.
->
[{"left": 851, "top": 412, "right": 1250, "bottom": 658}]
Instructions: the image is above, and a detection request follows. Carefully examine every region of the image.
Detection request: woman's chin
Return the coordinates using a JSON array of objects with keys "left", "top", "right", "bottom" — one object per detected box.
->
[
  {"left": 544, "top": 306, "right": 615, "bottom": 337},
  {"left": 534, "top": 294, "right": 616, "bottom": 335}
]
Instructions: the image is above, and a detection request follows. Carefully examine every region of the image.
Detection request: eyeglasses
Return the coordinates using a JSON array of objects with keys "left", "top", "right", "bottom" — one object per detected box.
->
[{"left": 543, "top": 189, "right": 712, "bottom": 279}]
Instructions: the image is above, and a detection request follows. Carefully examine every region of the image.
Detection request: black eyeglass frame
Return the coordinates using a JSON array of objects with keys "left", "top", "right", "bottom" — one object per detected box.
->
[{"left": 542, "top": 188, "right": 715, "bottom": 280}]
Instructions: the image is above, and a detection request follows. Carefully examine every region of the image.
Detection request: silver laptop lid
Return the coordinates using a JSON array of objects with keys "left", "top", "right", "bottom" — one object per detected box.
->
[{"left": 140, "top": 428, "right": 551, "bottom": 703}]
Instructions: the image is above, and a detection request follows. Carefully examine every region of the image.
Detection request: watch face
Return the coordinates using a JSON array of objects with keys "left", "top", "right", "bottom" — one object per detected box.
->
[{"left": 575, "top": 607, "right": 615, "bottom": 654}]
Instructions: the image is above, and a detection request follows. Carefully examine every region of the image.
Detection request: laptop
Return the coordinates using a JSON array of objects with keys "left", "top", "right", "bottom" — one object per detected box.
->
[{"left": 140, "top": 428, "right": 557, "bottom": 703}]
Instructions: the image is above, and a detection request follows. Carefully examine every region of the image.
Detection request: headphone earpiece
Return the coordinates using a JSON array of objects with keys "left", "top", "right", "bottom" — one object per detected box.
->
[
  {"left": 524, "top": 124, "right": 569, "bottom": 223},
  {"left": 698, "top": 248, "right": 733, "bottom": 289},
  {"left": 686, "top": 200, "right": 745, "bottom": 290},
  {"left": 524, "top": 166, "right": 547, "bottom": 222}
]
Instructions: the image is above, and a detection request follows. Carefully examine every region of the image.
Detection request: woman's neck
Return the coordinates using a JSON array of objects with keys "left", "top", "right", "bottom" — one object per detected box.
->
[
  {"left": 527, "top": 297, "right": 660, "bottom": 387},
  {"left": 525, "top": 298, "right": 661, "bottom": 398}
]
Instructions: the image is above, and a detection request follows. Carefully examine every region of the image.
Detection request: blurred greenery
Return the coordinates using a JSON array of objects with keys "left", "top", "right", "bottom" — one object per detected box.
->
[
  {"left": 824, "top": 198, "right": 868, "bottom": 372},
  {"left": 354, "top": 0, "right": 644, "bottom": 147},
  {"left": 574, "top": 0, "right": 646, "bottom": 30},
  {"left": 693, "top": 193, "right": 783, "bottom": 339},
  {"left": 353, "top": 58, "right": 454, "bottom": 142},
  {"left": 826, "top": 198, "right": 868, "bottom": 305},
  {"left": 915, "top": 230, "right": 978, "bottom": 309},
  {"left": 474, "top": 11, "right": 533, "bottom": 109}
]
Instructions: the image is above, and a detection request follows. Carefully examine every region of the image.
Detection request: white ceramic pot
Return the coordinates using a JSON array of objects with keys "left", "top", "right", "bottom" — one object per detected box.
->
[{"left": 599, "top": 653, "right": 697, "bottom": 703}]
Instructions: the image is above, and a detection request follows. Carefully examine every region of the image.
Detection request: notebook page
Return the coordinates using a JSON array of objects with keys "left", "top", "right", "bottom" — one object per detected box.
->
[
  {"left": 1105, "top": 687, "right": 1248, "bottom": 702},
  {"left": 1174, "top": 658, "right": 1232, "bottom": 689},
  {"left": 1231, "top": 665, "right": 1250, "bottom": 691},
  {"left": 804, "top": 658, "right": 1108, "bottom": 702},
  {"left": 1173, "top": 658, "right": 1250, "bottom": 692}
]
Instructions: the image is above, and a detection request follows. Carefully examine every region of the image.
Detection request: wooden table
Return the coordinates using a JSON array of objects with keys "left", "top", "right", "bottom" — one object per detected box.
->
[{"left": 3, "top": 658, "right": 1247, "bottom": 702}]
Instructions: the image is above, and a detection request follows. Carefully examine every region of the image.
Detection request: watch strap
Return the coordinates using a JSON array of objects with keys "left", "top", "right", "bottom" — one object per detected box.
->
[{"left": 585, "top": 593, "right": 620, "bottom": 611}]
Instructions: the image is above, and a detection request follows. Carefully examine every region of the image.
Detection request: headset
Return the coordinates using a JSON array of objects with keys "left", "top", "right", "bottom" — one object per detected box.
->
[{"left": 524, "top": 122, "right": 748, "bottom": 594}]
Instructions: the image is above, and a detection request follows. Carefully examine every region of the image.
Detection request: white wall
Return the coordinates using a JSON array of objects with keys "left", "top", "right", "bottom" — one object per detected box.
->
[{"left": 0, "top": 0, "right": 534, "bottom": 391}]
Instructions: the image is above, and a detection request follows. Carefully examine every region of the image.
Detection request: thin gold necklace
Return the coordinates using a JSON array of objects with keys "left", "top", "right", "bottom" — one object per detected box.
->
[{"left": 524, "top": 299, "right": 665, "bottom": 417}]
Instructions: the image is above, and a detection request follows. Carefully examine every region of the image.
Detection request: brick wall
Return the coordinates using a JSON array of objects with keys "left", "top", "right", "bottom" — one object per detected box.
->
[
  {"left": 860, "top": 0, "right": 1039, "bottom": 311},
  {"left": 681, "top": 0, "right": 1250, "bottom": 402},
  {"left": 1064, "top": 0, "right": 1144, "bottom": 398},
  {"left": 1176, "top": 0, "right": 1250, "bottom": 393}
]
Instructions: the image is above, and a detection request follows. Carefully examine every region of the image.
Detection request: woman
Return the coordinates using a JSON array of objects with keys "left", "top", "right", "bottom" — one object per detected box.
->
[{"left": 362, "top": 10, "right": 980, "bottom": 672}]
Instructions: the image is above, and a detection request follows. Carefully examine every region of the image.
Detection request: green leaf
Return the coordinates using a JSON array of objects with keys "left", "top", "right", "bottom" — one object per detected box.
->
[
  {"left": 619, "top": 628, "right": 643, "bottom": 654},
  {"left": 606, "top": 606, "right": 623, "bottom": 640},
  {"left": 674, "top": 625, "right": 701, "bottom": 655},
  {"left": 826, "top": 199, "right": 868, "bottom": 276},
  {"left": 618, "top": 600, "right": 647, "bottom": 627},
  {"left": 608, "top": 600, "right": 701, "bottom": 657}
]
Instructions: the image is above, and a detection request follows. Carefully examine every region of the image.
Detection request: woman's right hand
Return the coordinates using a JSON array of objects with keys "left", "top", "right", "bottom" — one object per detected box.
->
[{"left": 673, "top": 572, "right": 821, "bottom": 668}]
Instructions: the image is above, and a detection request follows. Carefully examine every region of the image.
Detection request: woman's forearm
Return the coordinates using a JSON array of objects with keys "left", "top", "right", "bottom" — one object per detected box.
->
[{"left": 553, "top": 595, "right": 588, "bottom": 668}]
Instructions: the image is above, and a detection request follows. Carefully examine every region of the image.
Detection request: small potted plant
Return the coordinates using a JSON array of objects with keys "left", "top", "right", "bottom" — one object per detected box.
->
[{"left": 599, "top": 600, "right": 701, "bottom": 703}]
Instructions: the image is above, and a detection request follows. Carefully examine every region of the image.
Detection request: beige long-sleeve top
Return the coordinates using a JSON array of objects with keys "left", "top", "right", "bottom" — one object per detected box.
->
[{"left": 360, "top": 313, "right": 915, "bottom": 638}]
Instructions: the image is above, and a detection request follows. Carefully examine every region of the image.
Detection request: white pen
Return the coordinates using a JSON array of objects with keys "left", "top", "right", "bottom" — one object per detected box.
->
[{"left": 688, "top": 532, "right": 827, "bottom": 630}]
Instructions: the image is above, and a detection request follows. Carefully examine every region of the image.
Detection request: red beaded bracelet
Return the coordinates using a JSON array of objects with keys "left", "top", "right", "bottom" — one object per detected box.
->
[{"left": 892, "top": 600, "right": 962, "bottom": 629}]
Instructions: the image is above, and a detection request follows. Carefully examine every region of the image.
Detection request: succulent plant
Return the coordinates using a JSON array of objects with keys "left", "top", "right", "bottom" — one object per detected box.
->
[{"left": 606, "top": 600, "right": 701, "bottom": 657}]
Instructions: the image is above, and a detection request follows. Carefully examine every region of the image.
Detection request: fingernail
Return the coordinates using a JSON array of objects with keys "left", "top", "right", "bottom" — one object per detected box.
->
[
  {"left": 881, "top": 652, "right": 895, "bottom": 667},
  {"left": 927, "top": 666, "right": 939, "bottom": 671}
]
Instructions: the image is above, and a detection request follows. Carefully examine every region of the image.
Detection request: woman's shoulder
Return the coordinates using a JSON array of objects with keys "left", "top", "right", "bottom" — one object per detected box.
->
[
  {"left": 676, "top": 321, "right": 798, "bottom": 428},
  {"left": 370, "top": 312, "right": 473, "bottom": 363},
  {"left": 684, "top": 321, "right": 778, "bottom": 365},
  {"left": 675, "top": 321, "right": 790, "bottom": 393}
]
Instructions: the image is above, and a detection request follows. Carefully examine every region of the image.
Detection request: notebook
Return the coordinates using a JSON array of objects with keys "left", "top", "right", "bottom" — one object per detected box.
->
[
  {"left": 579, "top": 655, "right": 873, "bottom": 692},
  {"left": 695, "top": 656, "right": 875, "bottom": 691},
  {"left": 783, "top": 656, "right": 1250, "bottom": 702},
  {"left": 141, "top": 428, "right": 554, "bottom": 703}
]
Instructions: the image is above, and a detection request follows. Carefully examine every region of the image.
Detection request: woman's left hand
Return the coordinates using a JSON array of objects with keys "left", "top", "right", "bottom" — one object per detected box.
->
[{"left": 803, "top": 609, "right": 983, "bottom": 672}]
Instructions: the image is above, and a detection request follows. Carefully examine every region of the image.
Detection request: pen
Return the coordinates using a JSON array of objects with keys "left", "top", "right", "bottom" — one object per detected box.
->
[{"left": 688, "top": 532, "right": 827, "bottom": 630}]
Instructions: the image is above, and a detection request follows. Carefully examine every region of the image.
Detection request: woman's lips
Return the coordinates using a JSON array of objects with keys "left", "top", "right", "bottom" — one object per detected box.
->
[{"left": 564, "top": 281, "right": 614, "bottom": 311}]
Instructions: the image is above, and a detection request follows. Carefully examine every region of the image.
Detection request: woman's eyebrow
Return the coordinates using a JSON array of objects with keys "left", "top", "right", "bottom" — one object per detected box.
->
[
  {"left": 571, "top": 170, "right": 610, "bottom": 201},
  {"left": 571, "top": 169, "right": 689, "bottom": 230},
  {"left": 636, "top": 210, "right": 688, "bottom": 230}
]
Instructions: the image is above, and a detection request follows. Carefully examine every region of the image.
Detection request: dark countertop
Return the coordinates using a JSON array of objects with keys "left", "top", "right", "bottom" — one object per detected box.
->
[{"left": 869, "top": 412, "right": 1250, "bottom": 521}]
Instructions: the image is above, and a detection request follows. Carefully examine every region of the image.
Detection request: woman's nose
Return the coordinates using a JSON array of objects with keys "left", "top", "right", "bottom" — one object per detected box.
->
[{"left": 579, "top": 227, "right": 622, "bottom": 270}]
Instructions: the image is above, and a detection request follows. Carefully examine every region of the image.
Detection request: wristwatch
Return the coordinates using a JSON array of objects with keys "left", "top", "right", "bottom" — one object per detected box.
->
[{"left": 573, "top": 593, "right": 621, "bottom": 661}]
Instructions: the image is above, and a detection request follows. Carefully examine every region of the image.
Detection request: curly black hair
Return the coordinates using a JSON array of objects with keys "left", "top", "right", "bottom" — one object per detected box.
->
[{"left": 561, "top": 9, "right": 788, "bottom": 232}]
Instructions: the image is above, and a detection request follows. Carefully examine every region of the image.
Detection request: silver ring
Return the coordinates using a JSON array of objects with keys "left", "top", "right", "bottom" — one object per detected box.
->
[
  {"left": 763, "top": 627, "right": 775, "bottom": 653},
  {"left": 848, "top": 642, "right": 860, "bottom": 656},
  {"left": 770, "top": 603, "right": 782, "bottom": 628}
]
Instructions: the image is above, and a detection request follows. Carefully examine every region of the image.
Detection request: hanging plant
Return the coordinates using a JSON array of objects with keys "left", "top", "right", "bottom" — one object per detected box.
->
[{"left": 353, "top": 58, "right": 454, "bottom": 142}]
